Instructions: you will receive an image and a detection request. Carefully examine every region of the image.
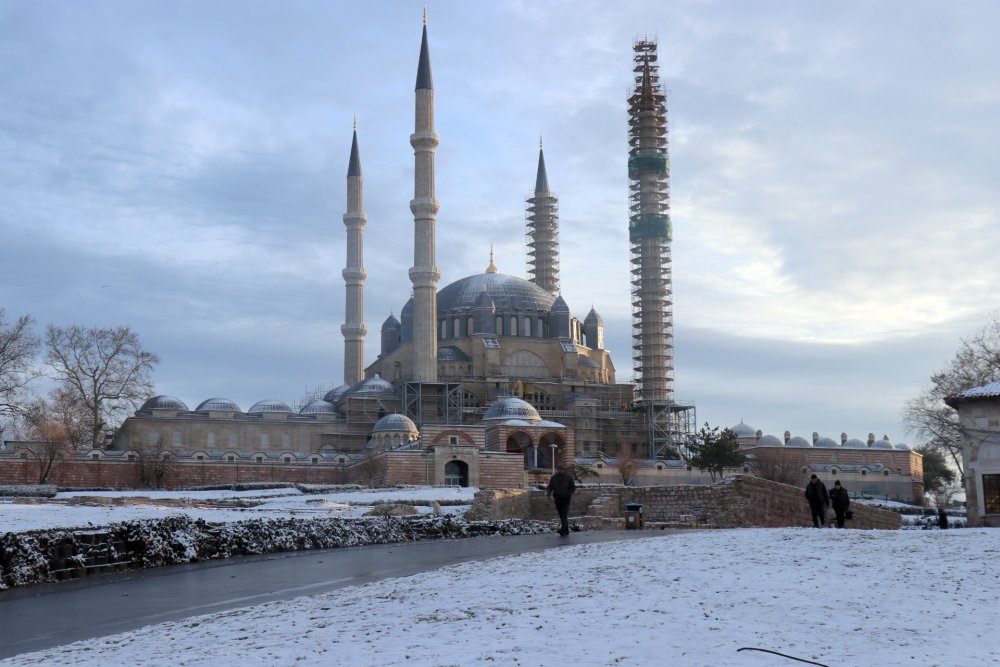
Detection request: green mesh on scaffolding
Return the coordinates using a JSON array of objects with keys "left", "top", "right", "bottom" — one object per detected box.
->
[
  {"left": 627, "top": 153, "right": 669, "bottom": 178},
  {"left": 629, "top": 214, "right": 672, "bottom": 241}
]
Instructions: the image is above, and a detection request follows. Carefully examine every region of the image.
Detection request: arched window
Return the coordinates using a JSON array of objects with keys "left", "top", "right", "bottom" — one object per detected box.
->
[
  {"left": 535, "top": 318, "right": 544, "bottom": 337},
  {"left": 521, "top": 316, "right": 531, "bottom": 336},
  {"left": 495, "top": 316, "right": 504, "bottom": 335},
  {"left": 467, "top": 316, "right": 474, "bottom": 336},
  {"left": 453, "top": 318, "right": 461, "bottom": 338},
  {"left": 510, "top": 316, "right": 518, "bottom": 336}
]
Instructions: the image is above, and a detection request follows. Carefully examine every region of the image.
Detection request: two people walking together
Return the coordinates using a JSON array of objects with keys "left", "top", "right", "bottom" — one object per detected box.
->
[{"left": 805, "top": 474, "right": 851, "bottom": 528}]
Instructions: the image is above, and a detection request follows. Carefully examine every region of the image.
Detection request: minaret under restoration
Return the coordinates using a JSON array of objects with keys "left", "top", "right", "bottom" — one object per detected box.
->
[
  {"left": 341, "top": 118, "right": 368, "bottom": 385},
  {"left": 408, "top": 13, "right": 441, "bottom": 382},
  {"left": 628, "top": 39, "right": 674, "bottom": 404},
  {"left": 526, "top": 137, "right": 560, "bottom": 295}
]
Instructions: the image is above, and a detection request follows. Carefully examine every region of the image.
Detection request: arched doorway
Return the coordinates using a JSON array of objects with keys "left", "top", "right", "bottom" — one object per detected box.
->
[{"left": 444, "top": 460, "right": 469, "bottom": 487}]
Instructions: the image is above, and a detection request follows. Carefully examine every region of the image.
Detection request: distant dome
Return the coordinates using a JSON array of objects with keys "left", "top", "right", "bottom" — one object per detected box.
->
[
  {"left": 195, "top": 397, "right": 240, "bottom": 412},
  {"left": 345, "top": 374, "right": 395, "bottom": 398},
  {"left": 731, "top": 422, "right": 756, "bottom": 438},
  {"left": 373, "top": 413, "right": 418, "bottom": 433},
  {"left": 758, "top": 434, "right": 783, "bottom": 447},
  {"left": 578, "top": 355, "right": 598, "bottom": 368},
  {"left": 381, "top": 313, "right": 401, "bottom": 330},
  {"left": 140, "top": 395, "right": 189, "bottom": 411},
  {"left": 815, "top": 437, "right": 839, "bottom": 448},
  {"left": 872, "top": 439, "right": 895, "bottom": 450},
  {"left": 437, "top": 272, "right": 555, "bottom": 315},
  {"left": 322, "top": 384, "right": 351, "bottom": 403},
  {"left": 299, "top": 399, "right": 337, "bottom": 415},
  {"left": 895, "top": 442, "right": 910, "bottom": 451},
  {"left": 483, "top": 397, "right": 541, "bottom": 422},
  {"left": 247, "top": 399, "right": 292, "bottom": 414},
  {"left": 844, "top": 438, "right": 868, "bottom": 449},
  {"left": 786, "top": 436, "right": 812, "bottom": 448}
]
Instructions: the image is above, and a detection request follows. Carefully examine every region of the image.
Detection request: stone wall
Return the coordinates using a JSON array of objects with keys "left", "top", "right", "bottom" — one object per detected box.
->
[{"left": 467, "top": 476, "right": 901, "bottom": 530}]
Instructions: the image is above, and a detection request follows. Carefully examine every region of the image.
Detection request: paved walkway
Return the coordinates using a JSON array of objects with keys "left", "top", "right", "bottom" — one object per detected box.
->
[{"left": 0, "top": 528, "right": 673, "bottom": 659}]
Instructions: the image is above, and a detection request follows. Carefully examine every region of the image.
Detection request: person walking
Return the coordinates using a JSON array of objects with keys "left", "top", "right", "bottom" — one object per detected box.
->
[
  {"left": 547, "top": 462, "right": 576, "bottom": 536},
  {"left": 829, "top": 479, "right": 850, "bottom": 528},
  {"left": 804, "top": 474, "right": 829, "bottom": 528}
]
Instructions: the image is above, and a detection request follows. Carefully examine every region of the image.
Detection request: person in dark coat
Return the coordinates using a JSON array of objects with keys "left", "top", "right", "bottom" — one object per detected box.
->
[
  {"left": 829, "top": 479, "right": 850, "bottom": 528},
  {"left": 804, "top": 474, "right": 829, "bottom": 528},
  {"left": 547, "top": 463, "right": 576, "bottom": 536},
  {"left": 938, "top": 506, "right": 949, "bottom": 529}
]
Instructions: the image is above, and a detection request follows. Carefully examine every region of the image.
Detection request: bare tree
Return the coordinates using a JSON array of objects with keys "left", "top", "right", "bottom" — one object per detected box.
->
[
  {"left": 352, "top": 449, "right": 387, "bottom": 487},
  {"left": 616, "top": 444, "right": 639, "bottom": 486},
  {"left": 136, "top": 436, "right": 175, "bottom": 489},
  {"left": 0, "top": 310, "right": 41, "bottom": 423},
  {"left": 903, "top": 315, "right": 1000, "bottom": 479},
  {"left": 746, "top": 448, "right": 806, "bottom": 486},
  {"left": 23, "top": 402, "right": 72, "bottom": 483},
  {"left": 44, "top": 324, "right": 159, "bottom": 449}
]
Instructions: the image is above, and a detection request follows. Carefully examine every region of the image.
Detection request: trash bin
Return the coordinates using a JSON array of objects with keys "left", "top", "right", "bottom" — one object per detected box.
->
[{"left": 624, "top": 503, "right": 643, "bottom": 529}]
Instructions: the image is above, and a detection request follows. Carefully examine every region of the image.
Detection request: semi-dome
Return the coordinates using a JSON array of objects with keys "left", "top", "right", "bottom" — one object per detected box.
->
[
  {"left": 140, "top": 395, "right": 189, "bottom": 411},
  {"left": 436, "top": 272, "right": 556, "bottom": 315},
  {"left": 247, "top": 399, "right": 292, "bottom": 414},
  {"left": 758, "top": 434, "right": 783, "bottom": 447},
  {"left": 373, "top": 413, "right": 418, "bottom": 433},
  {"left": 731, "top": 422, "right": 756, "bottom": 438},
  {"left": 345, "top": 374, "right": 396, "bottom": 397},
  {"left": 323, "top": 384, "right": 351, "bottom": 403},
  {"left": 815, "top": 437, "right": 839, "bottom": 448},
  {"left": 195, "top": 397, "right": 240, "bottom": 412},
  {"left": 844, "top": 438, "right": 868, "bottom": 449},
  {"left": 483, "top": 397, "right": 541, "bottom": 422},
  {"left": 299, "top": 399, "right": 337, "bottom": 415},
  {"left": 786, "top": 436, "right": 812, "bottom": 448}
]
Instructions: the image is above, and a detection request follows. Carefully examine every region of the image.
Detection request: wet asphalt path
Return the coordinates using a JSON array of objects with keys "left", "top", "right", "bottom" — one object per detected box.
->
[{"left": 0, "top": 528, "right": 674, "bottom": 659}]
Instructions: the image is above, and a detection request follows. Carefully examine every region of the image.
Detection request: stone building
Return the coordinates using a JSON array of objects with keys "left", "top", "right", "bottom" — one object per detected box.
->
[{"left": 946, "top": 381, "right": 1000, "bottom": 526}]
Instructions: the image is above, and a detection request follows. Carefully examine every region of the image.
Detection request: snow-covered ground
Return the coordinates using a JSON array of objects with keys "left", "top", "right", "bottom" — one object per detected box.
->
[{"left": 1, "top": 487, "right": 991, "bottom": 666}]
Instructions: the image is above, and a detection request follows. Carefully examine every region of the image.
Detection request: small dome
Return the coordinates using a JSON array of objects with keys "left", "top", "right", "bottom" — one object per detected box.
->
[
  {"left": 299, "top": 399, "right": 337, "bottom": 415},
  {"left": 578, "top": 355, "right": 598, "bottom": 368},
  {"left": 895, "top": 442, "right": 909, "bottom": 451},
  {"left": 550, "top": 294, "right": 570, "bottom": 313},
  {"left": 247, "top": 399, "right": 292, "bottom": 414},
  {"left": 195, "top": 397, "right": 240, "bottom": 412},
  {"left": 815, "top": 437, "right": 839, "bottom": 448},
  {"left": 786, "top": 436, "right": 812, "bottom": 448},
  {"left": 373, "top": 413, "right": 418, "bottom": 433},
  {"left": 140, "top": 395, "right": 189, "bottom": 411},
  {"left": 758, "top": 434, "right": 783, "bottom": 447},
  {"left": 483, "top": 397, "right": 541, "bottom": 422},
  {"left": 322, "top": 384, "right": 351, "bottom": 403},
  {"left": 438, "top": 345, "right": 471, "bottom": 362},
  {"left": 871, "top": 439, "right": 895, "bottom": 450},
  {"left": 584, "top": 307, "right": 602, "bottom": 325},
  {"left": 731, "top": 422, "right": 756, "bottom": 438},
  {"left": 343, "top": 374, "right": 396, "bottom": 400},
  {"left": 844, "top": 438, "right": 868, "bottom": 449},
  {"left": 381, "top": 313, "right": 401, "bottom": 330}
]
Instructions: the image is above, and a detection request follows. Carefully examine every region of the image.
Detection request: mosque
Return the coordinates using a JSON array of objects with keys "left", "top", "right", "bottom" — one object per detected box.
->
[{"left": 100, "top": 18, "right": 924, "bottom": 501}]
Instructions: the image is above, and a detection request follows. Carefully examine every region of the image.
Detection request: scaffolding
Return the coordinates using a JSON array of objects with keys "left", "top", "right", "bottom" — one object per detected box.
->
[
  {"left": 401, "top": 381, "right": 464, "bottom": 428},
  {"left": 628, "top": 38, "right": 674, "bottom": 405},
  {"left": 525, "top": 190, "right": 560, "bottom": 295},
  {"left": 639, "top": 401, "right": 697, "bottom": 460}
]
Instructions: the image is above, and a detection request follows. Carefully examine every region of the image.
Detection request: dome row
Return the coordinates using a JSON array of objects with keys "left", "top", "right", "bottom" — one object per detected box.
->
[{"left": 732, "top": 423, "right": 908, "bottom": 450}]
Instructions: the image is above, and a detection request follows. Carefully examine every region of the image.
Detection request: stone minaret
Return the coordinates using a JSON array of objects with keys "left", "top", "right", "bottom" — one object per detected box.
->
[
  {"left": 409, "top": 12, "right": 440, "bottom": 382},
  {"left": 341, "top": 118, "right": 368, "bottom": 386},
  {"left": 628, "top": 39, "right": 674, "bottom": 404},
  {"left": 526, "top": 137, "right": 560, "bottom": 295}
]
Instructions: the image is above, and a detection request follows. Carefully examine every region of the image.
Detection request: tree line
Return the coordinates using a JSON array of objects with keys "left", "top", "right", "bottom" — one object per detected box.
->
[{"left": 0, "top": 308, "right": 159, "bottom": 480}]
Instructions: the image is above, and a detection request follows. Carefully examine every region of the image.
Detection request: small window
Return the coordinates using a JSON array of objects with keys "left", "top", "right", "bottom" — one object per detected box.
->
[
  {"left": 560, "top": 340, "right": 577, "bottom": 353},
  {"left": 256, "top": 456, "right": 263, "bottom": 463},
  {"left": 91, "top": 453, "right": 100, "bottom": 460},
  {"left": 861, "top": 470, "right": 867, "bottom": 476},
  {"left": 227, "top": 456, "right": 235, "bottom": 463},
  {"left": 449, "top": 435, "right": 459, "bottom": 445},
  {"left": 883, "top": 470, "right": 889, "bottom": 476},
  {"left": 196, "top": 455, "right": 204, "bottom": 461},
  {"left": 20, "top": 452, "right": 28, "bottom": 459},
  {"left": 596, "top": 463, "right": 603, "bottom": 469},
  {"left": 284, "top": 457, "right": 291, "bottom": 464},
  {"left": 656, "top": 464, "right": 663, "bottom": 471},
  {"left": 127, "top": 454, "right": 136, "bottom": 462},
  {"left": 339, "top": 457, "right": 346, "bottom": 465},
  {"left": 311, "top": 457, "right": 319, "bottom": 465},
  {"left": 482, "top": 336, "right": 500, "bottom": 349}
]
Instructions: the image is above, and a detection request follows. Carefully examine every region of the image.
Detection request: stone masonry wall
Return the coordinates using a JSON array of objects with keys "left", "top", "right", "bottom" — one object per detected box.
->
[{"left": 467, "top": 476, "right": 901, "bottom": 530}]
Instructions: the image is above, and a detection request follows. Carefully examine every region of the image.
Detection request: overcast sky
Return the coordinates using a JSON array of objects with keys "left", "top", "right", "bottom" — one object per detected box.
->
[{"left": 2, "top": 0, "right": 998, "bottom": 444}]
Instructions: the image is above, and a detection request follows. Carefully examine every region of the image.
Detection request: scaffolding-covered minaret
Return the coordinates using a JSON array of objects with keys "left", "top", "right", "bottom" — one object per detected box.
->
[
  {"left": 341, "top": 117, "right": 368, "bottom": 386},
  {"left": 526, "top": 137, "right": 560, "bottom": 295},
  {"left": 628, "top": 38, "right": 673, "bottom": 404}
]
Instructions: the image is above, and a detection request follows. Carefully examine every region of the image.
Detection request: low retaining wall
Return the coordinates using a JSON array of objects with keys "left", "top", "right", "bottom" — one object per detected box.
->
[{"left": 467, "top": 476, "right": 901, "bottom": 530}]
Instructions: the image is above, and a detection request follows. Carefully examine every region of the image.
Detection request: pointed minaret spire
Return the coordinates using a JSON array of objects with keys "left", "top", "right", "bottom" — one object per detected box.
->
[
  {"left": 415, "top": 11, "right": 434, "bottom": 91},
  {"left": 486, "top": 244, "right": 498, "bottom": 273},
  {"left": 342, "top": 120, "right": 369, "bottom": 385},
  {"left": 526, "top": 141, "right": 560, "bottom": 294},
  {"left": 409, "top": 13, "right": 441, "bottom": 381},
  {"left": 534, "top": 137, "right": 550, "bottom": 194}
]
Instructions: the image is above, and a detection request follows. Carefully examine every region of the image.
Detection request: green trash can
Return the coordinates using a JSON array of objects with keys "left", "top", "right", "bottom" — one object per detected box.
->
[{"left": 624, "top": 503, "right": 643, "bottom": 529}]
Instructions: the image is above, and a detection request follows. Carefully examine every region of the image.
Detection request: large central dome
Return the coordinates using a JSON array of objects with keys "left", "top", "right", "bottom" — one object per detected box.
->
[{"left": 437, "top": 272, "right": 556, "bottom": 315}]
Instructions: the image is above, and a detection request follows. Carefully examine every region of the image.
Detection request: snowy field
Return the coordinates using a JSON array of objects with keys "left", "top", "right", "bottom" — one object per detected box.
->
[{"left": 0, "top": 486, "right": 994, "bottom": 666}]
